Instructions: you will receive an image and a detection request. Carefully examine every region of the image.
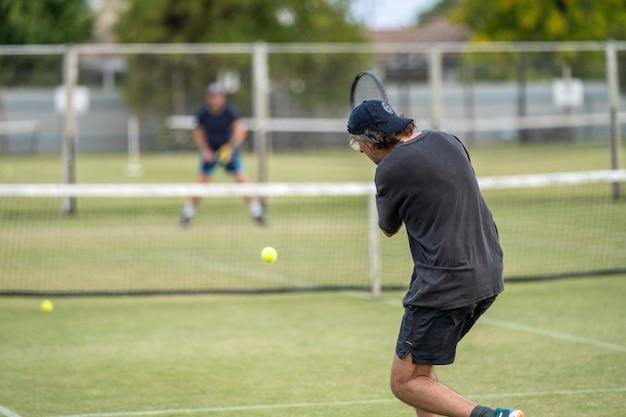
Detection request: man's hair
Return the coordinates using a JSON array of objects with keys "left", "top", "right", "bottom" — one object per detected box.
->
[{"left": 362, "top": 120, "right": 416, "bottom": 149}]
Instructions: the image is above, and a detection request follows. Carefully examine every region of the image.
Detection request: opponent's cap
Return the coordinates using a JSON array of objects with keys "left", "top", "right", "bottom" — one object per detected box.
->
[
  {"left": 347, "top": 100, "right": 412, "bottom": 135},
  {"left": 207, "top": 82, "right": 225, "bottom": 95}
]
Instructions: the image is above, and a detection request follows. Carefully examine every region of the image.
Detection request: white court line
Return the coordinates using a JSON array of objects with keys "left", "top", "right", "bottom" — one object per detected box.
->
[
  {"left": 345, "top": 295, "right": 626, "bottom": 353},
  {"left": 480, "top": 317, "right": 626, "bottom": 353},
  {"left": 0, "top": 405, "right": 22, "bottom": 417},
  {"left": 49, "top": 387, "right": 626, "bottom": 417}
]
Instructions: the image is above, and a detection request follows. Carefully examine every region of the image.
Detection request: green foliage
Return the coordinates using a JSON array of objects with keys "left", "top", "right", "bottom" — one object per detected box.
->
[
  {"left": 449, "top": 1, "right": 626, "bottom": 83},
  {"left": 416, "top": 0, "right": 457, "bottom": 24},
  {"left": 0, "top": 0, "right": 93, "bottom": 44},
  {"left": 453, "top": 0, "right": 626, "bottom": 42},
  {"left": 114, "top": 0, "right": 370, "bottom": 147},
  {"left": 0, "top": 0, "right": 93, "bottom": 86},
  {"left": 115, "top": 0, "right": 364, "bottom": 43}
]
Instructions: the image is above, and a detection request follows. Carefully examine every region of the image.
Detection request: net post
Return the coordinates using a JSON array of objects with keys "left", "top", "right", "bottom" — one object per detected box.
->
[
  {"left": 252, "top": 41, "right": 269, "bottom": 184},
  {"left": 368, "top": 191, "right": 382, "bottom": 299},
  {"left": 62, "top": 47, "right": 78, "bottom": 215},
  {"left": 606, "top": 41, "right": 622, "bottom": 200},
  {"left": 429, "top": 44, "right": 443, "bottom": 130}
]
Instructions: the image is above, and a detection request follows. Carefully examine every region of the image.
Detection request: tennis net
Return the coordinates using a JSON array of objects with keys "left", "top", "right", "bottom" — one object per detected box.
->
[{"left": 0, "top": 170, "right": 625, "bottom": 296}]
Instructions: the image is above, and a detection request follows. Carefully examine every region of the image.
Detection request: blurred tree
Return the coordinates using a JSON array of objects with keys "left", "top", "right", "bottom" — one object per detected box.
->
[
  {"left": 116, "top": 0, "right": 363, "bottom": 43},
  {"left": 450, "top": 0, "right": 626, "bottom": 99},
  {"left": 453, "top": 0, "right": 626, "bottom": 42},
  {"left": 0, "top": 0, "right": 93, "bottom": 44},
  {"left": 416, "top": 0, "right": 457, "bottom": 24},
  {"left": 451, "top": 0, "right": 626, "bottom": 80},
  {"left": 114, "top": 0, "right": 369, "bottom": 148},
  {"left": 435, "top": 0, "right": 626, "bottom": 143},
  {"left": 0, "top": 0, "right": 93, "bottom": 85}
]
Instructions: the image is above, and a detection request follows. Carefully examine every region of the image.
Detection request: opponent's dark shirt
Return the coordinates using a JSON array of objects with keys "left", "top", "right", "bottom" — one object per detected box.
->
[
  {"left": 375, "top": 130, "right": 504, "bottom": 310},
  {"left": 195, "top": 105, "right": 239, "bottom": 151}
]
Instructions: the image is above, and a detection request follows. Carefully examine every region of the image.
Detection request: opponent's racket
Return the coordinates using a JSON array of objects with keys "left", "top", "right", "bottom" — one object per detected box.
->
[
  {"left": 350, "top": 71, "right": 389, "bottom": 110},
  {"left": 217, "top": 145, "right": 233, "bottom": 165}
]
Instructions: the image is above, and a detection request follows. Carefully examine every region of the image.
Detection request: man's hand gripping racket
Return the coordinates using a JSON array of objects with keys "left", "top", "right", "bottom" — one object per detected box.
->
[{"left": 217, "top": 144, "right": 233, "bottom": 165}]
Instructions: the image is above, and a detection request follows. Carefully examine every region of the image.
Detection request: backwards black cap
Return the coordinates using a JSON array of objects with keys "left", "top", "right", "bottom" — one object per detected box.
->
[{"left": 347, "top": 100, "right": 412, "bottom": 135}]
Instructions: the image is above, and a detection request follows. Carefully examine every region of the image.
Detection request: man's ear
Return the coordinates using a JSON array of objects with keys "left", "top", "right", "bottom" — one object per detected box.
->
[{"left": 360, "top": 141, "right": 373, "bottom": 152}]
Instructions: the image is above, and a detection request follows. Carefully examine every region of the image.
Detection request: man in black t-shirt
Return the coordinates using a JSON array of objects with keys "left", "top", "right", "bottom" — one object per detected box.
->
[
  {"left": 347, "top": 100, "right": 523, "bottom": 417},
  {"left": 180, "top": 83, "right": 265, "bottom": 227}
]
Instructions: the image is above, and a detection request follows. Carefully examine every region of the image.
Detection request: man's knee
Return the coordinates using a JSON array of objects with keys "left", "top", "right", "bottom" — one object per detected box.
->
[
  {"left": 390, "top": 374, "right": 406, "bottom": 399},
  {"left": 390, "top": 355, "right": 434, "bottom": 398}
]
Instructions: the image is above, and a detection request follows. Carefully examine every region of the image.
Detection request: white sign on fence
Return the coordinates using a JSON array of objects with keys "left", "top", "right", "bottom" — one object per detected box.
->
[
  {"left": 552, "top": 78, "right": 584, "bottom": 109},
  {"left": 54, "top": 86, "right": 90, "bottom": 114}
]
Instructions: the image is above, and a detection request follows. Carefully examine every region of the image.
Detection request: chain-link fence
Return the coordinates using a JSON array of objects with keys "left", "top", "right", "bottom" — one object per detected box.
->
[{"left": 0, "top": 41, "right": 624, "bottom": 202}]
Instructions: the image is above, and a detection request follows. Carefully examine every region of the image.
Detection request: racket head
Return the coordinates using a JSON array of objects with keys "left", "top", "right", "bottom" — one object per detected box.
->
[
  {"left": 217, "top": 145, "right": 233, "bottom": 165},
  {"left": 350, "top": 71, "right": 389, "bottom": 110}
]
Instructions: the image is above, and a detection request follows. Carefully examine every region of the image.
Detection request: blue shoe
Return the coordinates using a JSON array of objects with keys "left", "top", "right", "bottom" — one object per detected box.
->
[{"left": 495, "top": 408, "right": 524, "bottom": 417}]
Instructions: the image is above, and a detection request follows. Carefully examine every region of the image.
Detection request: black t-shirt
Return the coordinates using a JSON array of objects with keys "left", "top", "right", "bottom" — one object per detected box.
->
[
  {"left": 375, "top": 130, "right": 504, "bottom": 310},
  {"left": 195, "top": 105, "right": 239, "bottom": 151}
]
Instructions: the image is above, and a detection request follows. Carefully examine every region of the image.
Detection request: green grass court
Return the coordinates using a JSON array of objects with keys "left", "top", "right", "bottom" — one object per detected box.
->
[
  {"left": 1, "top": 142, "right": 625, "bottom": 292},
  {"left": 1, "top": 142, "right": 625, "bottom": 416},
  {"left": 1, "top": 278, "right": 625, "bottom": 417},
  {"left": 0, "top": 141, "right": 624, "bottom": 183}
]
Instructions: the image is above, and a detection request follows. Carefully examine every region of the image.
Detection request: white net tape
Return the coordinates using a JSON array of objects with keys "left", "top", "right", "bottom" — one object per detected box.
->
[{"left": 1, "top": 170, "right": 625, "bottom": 198}]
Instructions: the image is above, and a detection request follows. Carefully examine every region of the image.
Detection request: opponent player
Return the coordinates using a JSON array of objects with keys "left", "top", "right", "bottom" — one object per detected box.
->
[
  {"left": 180, "top": 83, "right": 265, "bottom": 227},
  {"left": 347, "top": 100, "right": 524, "bottom": 417}
]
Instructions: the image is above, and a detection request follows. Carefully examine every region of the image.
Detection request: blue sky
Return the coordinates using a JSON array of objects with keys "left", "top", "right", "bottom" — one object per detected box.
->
[{"left": 350, "top": 0, "right": 439, "bottom": 30}]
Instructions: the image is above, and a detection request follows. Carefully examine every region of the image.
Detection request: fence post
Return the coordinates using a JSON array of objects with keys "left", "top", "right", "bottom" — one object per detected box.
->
[
  {"left": 368, "top": 192, "right": 382, "bottom": 298},
  {"left": 606, "top": 41, "right": 622, "bottom": 200},
  {"left": 126, "top": 115, "right": 143, "bottom": 177},
  {"left": 429, "top": 44, "right": 443, "bottom": 130},
  {"left": 516, "top": 53, "right": 529, "bottom": 143},
  {"left": 252, "top": 42, "right": 269, "bottom": 184},
  {"left": 62, "top": 47, "right": 78, "bottom": 215}
]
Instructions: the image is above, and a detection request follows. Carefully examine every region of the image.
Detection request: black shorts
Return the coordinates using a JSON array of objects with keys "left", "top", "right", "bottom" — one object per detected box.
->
[{"left": 396, "top": 296, "right": 496, "bottom": 365}]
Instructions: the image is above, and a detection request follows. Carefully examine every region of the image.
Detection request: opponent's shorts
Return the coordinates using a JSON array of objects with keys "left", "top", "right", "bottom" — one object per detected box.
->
[
  {"left": 200, "top": 150, "right": 244, "bottom": 176},
  {"left": 396, "top": 295, "right": 496, "bottom": 365}
]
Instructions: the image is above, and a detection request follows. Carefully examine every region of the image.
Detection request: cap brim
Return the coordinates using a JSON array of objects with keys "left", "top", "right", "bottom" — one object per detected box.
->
[{"left": 378, "top": 116, "right": 413, "bottom": 134}]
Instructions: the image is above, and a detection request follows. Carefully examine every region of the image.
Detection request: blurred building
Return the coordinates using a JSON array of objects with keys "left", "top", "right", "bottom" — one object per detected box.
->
[
  {"left": 92, "top": 0, "right": 126, "bottom": 43},
  {"left": 368, "top": 17, "right": 471, "bottom": 81}
]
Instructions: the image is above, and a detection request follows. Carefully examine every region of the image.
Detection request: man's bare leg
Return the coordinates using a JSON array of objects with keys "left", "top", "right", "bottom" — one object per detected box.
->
[
  {"left": 233, "top": 172, "right": 252, "bottom": 203},
  {"left": 234, "top": 172, "right": 264, "bottom": 224},
  {"left": 390, "top": 354, "right": 476, "bottom": 417},
  {"left": 414, "top": 366, "right": 439, "bottom": 417},
  {"left": 180, "top": 175, "right": 210, "bottom": 226},
  {"left": 192, "top": 175, "right": 210, "bottom": 206}
]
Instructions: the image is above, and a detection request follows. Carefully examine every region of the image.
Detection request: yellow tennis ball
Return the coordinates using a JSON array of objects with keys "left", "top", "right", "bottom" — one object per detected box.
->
[
  {"left": 40, "top": 299, "right": 54, "bottom": 313},
  {"left": 261, "top": 246, "right": 278, "bottom": 264}
]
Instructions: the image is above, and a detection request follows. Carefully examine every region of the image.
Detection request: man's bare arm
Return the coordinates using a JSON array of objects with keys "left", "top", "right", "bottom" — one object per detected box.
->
[
  {"left": 228, "top": 119, "right": 247, "bottom": 148},
  {"left": 193, "top": 127, "right": 213, "bottom": 161}
]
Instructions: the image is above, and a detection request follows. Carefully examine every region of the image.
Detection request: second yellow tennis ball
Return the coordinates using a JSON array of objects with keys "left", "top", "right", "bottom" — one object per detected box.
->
[
  {"left": 261, "top": 246, "right": 278, "bottom": 264},
  {"left": 40, "top": 299, "right": 54, "bottom": 313}
]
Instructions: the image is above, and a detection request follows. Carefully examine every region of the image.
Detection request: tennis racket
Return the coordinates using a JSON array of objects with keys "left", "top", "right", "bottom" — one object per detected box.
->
[
  {"left": 217, "top": 144, "right": 233, "bottom": 165},
  {"left": 350, "top": 71, "right": 389, "bottom": 110}
]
